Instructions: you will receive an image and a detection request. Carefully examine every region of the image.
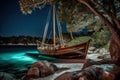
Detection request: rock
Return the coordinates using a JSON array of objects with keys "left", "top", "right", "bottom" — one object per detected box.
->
[
  {"left": 49, "top": 63, "right": 58, "bottom": 72},
  {"left": 98, "top": 54, "right": 111, "bottom": 59},
  {"left": 94, "top": 49, "right": 100, "bottom": 54},
  {"left": 83, "top": 59, "right": 114, "bottom": 69},
  {"left": 93, "top": 48, "right": 109, "bottom": 54},
  {"left": 89, "top": 47, "right": 96, "bottom": 51},
  {"left": 78, "top": 66, "right": 102, "bottom": 80},
  {"left": 99, "top": 48, "right": 106, "bottom": 54},
  {"left": 98, "top": 58, "right": 114, "bottom": 64},
  {"left": 55, "top": 62, "right": 116, "bottom": 80},
  {"left": 26, "top": 67, "right": 39, "bottom": 79},
  {"left": 39, "top": 65, "right": 52, "bottom": 77},
  {"left": 55, "top": 72, "right": 74, "bottom": 80},
  {"left": 0, "top": 72, "right": 16, "bottom": 80},
  {"left": 88, "top": 50, "right": 94, "bottom": 54},
  {"left": 55, "top": 71, "right": 80, "bottom": 80},
  {"left": 24, "top": 60, "right": 120, "bottom": 80},
  {"left": 102, "top": 71, "right": 115, "bottom": 80},
  {"left": 80, "top": 59, "right": 120, "bottom": 80},
  {"left": 110, "top": 65, "right": 120, "bottom": 79},
  {"left": 32, "top": 61, "right": 58, "bottom": 77},
  {"left": 83, "top": 59, "right": 101, "bottom": 69},
  {"left": 25, "top": 60, "right": 58, "bottom": 80},
  {"left": 79, "top": 77, "right": 85, "bottom": 80},
  {"left": 78, "top": 64, "right": 120, "bottom": 80}
]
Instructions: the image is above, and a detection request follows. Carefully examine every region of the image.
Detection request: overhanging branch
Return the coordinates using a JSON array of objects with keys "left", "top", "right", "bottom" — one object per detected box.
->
[
  {"left": 79, "top": 0, "right": 120, "bottom": 44},
  {"left": 19, "top": 0, "right": 45, "bottom": 9},
  {"left": 91, "top": 0, "right": 120, "bottom": 30}
]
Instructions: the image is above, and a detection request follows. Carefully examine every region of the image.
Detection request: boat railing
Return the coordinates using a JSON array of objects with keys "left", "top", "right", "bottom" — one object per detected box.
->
[
  {"left": 38, "top": 44, "right": 55, "bottom": 51},
  {"left": 36, "top": 40, "right": 42, "bottom": 47}
]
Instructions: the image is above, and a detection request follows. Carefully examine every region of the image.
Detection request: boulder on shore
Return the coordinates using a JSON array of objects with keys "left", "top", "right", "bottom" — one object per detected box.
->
[
  {"left": 25, "top": 60, "right": 58, "bottom": 80},
  {"left": 55, "top": 59, "right": 120, "bottom": 80},
  {"left": 24, "top": 60, "right": 120, "bottom": 80},
  {"left": 83, "top": 59, "right": 114, "bottom": 69}
]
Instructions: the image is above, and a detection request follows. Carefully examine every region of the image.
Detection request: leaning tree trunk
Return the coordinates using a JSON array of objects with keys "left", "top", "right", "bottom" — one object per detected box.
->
[
  {"left": 79, "top": 0, "right": 120, "bottom": 66},
  {"left": 110, "top": 37, "right": 120, "bottom": 66}
]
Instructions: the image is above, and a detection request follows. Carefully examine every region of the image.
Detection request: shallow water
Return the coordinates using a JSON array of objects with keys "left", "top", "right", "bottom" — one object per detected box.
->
[
  {"left": 0, "top": 45, "right": 86, "bottom": 80},
  {"left": 0, "top": 45, "right": 55, "bottom": 72}
]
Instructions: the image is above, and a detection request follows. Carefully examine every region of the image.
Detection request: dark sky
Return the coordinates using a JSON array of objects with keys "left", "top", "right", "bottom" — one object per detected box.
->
[{"left": 0, "top": 0, "right": 67, "bottom": 37}]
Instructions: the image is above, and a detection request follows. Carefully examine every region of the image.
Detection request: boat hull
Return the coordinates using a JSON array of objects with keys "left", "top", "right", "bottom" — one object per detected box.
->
[
  {"left": 37, "top": 40, "right": 91, "bottom": 59},
  {"left": 39, "top": 52, "right": 86, "bottom": 59}
]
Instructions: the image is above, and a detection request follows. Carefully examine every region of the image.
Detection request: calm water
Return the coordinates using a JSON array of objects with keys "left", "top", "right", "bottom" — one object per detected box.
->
[{"left": 0, "top": 45, "right": 55, "bottom": 72}]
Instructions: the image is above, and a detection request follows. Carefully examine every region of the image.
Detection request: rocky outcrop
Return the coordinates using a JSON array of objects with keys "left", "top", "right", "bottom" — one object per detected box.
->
[
  {"left": 78, "top": 65, "right": 116, "bottom": 80},
  {"left": 22, "top": 59, "right": 120, "bottom": 80},
  {"left": 24, "top": 60, "right": 58, "bottom": 80},
  {"left": 82, "top": 59, "right": 114, "bottom": 69},
  {"left": 88, "top": 47, "right": 109, "bottom": 54},
  {"left": 55, "top": 72, "right": 74, "bottom": 80},
  {"left": 55, "top": 59, "right": 120, "bottom": 80},
  {"left": 77, "top": 59, "right": 120, "bottom": 80},
  {"left": 88, "top": 47, "right": 111, "bottom": 59}
]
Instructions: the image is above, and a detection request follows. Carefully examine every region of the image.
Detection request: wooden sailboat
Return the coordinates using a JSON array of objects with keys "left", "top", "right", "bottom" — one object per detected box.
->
[{"left": 37, "top": 4, "right": 91, "bottom": 59}]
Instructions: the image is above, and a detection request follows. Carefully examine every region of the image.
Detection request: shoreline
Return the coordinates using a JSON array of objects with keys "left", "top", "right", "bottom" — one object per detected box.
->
[{"left": 0, "top": 44, "right": 37, "bottom": 46}]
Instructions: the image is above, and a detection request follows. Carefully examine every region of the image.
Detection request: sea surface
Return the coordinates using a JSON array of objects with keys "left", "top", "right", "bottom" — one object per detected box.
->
[
  {"left": 0, "top": 45, "right": 55, "bottom": 73},
  {"left": 0, "top": 45, "right": 85, "bottom": 80},
  {"left": 1, "top": 45, "right": 113, "bottom": 80}
]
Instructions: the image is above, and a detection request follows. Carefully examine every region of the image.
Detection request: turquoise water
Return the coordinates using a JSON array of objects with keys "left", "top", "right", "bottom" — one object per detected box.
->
[{"left": 0, "top": 46, "right": 55, "bottom": 72}]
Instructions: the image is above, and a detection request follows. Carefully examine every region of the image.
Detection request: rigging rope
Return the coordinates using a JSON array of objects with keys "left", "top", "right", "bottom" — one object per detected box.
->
[
  {"left": 56, "top": 11, "right": 64, "bottom": 46},
  {"left": 41, "top": 5, "right": 64, "bottom": 47},
  {"left": 46, "top": 30, "right": 52, "bottom": 44},
  {"left": 41, "top": 5, "right": 52, "bottom": 46}
]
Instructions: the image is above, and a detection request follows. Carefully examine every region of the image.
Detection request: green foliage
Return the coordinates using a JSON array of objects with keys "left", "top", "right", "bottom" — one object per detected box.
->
[
  {"left": 19, "top": 0, "right": 47, "bottom": 14},
  {"left": 66, "top": 36, "right": 92, "bottom": 46},
  {"left": 91, "top": 28, "right": 111, "bottom": 48},
  {"left": 102, "top": 41, "right": 110, "bottom": 49},
  {"left": 65, "top": 28, "right": 111, "bottom": 48},
  {"left": 19, "top": 0, "right": 115, "bottom": 48},
  {"left": 19, "top": 0, "right": 91, "bottom": 24},
  {"left": 19, "top": 0, "right": 120, "bottom": 26}
]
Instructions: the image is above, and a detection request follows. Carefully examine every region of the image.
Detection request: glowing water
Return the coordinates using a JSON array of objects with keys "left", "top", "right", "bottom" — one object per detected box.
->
[{"left": 0, "top": 46, "right": 54, "bottom": 72}]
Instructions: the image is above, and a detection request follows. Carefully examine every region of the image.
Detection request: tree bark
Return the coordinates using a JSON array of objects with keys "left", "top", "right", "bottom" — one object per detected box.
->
[
  {"left": 70, "top": 32, "right": 74, "bottom": 40},
  {"left": 79, "top": 0, "right": 120, "bottom": 66},
  {"left": 110, "top": 38, "right": 120, "bottom": 66},
  {"left": 79, "top": 0, "right": 120, "bottom": 45}
]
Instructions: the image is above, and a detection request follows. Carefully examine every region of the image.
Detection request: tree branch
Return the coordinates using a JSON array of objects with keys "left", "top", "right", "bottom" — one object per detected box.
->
[
  {"left": 19, "top": 0, "right": 45, "bottom": 9},
  {"left": 79, "top": 0, "right": 120, "bottom": 45},
  {"left": 90, "top": 0, "right": 120, "bottom": 30}
]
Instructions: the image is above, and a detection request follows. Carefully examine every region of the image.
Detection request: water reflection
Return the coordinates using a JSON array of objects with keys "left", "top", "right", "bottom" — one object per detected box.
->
[{"left": 0, "top": 51, "right": 38, "bottom": 63}]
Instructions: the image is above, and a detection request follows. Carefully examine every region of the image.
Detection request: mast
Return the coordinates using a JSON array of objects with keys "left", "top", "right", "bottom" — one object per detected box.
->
[{"left": 53, "top": 4, "right": 56, "bottom": 48}]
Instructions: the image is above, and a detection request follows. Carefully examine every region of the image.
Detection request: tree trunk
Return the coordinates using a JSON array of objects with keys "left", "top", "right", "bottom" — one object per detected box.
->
[
  {"left": 70, "top": 32, "right": 74, "bottom": 40},
  {"left": 109, "top": 37, "right": 120, "bottom": 66},
  {"left": 79, "top": 0, "right": 120, "bottom": 66}
]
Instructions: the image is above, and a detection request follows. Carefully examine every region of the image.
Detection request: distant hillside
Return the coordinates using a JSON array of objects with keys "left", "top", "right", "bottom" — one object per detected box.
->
[{"left": 0, "top": 36, "right": 41, "bottom": 45}]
